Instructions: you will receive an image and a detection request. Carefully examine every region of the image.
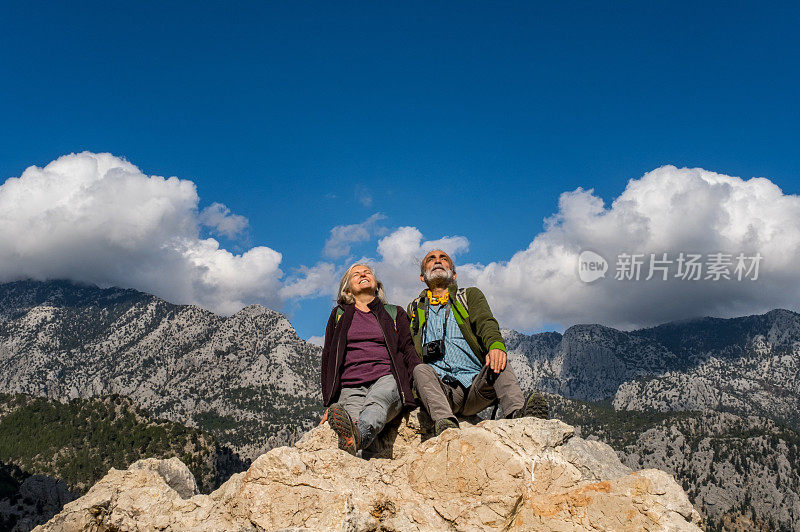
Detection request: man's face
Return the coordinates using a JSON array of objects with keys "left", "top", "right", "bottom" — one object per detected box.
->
[{"left": 420, "top": 250, "right": 456, "bottom": 286}]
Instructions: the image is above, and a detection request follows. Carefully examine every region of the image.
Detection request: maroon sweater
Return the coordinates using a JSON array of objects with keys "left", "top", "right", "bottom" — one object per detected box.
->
[{"left": 340, "top": 308, "right": 392, "bottom": 385}]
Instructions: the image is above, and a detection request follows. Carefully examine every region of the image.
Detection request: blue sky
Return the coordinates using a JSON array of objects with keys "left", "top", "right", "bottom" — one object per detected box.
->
[{"left": 2, "top": 2, "right": 800, "bottom": 340}]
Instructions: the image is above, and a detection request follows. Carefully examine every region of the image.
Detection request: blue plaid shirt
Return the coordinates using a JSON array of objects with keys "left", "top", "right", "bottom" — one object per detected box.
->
[{"left": 424, "top": 303, "right": 482, "bottom": 387}]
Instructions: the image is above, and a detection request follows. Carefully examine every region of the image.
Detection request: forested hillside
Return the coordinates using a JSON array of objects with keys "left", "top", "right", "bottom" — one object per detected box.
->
[{"left": 0, "top": 393, "right": 233, "bottom": 494}]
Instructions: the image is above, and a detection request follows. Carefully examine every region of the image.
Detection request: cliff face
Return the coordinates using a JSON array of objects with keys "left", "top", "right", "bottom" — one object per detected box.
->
[
  {"left": 0, "top": 280, "right": 321, "bottom": 460},
  {"left": 37, "top": 413, "right": 701, "bottom": 531},
  {"left": 504, "top": 310, "right": 800, "bottom": 427}
]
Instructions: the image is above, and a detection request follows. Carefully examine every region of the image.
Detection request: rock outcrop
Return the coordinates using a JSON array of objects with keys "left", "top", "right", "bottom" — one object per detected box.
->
[
  {"left": 37, "top": 413, "right": 701, "bottom": 531},
  {"left": 551, "top": 397, "right": 800, "bottom": 530},
  {"left": 0, "top": 472, "right": 74, "bottom": 532}
]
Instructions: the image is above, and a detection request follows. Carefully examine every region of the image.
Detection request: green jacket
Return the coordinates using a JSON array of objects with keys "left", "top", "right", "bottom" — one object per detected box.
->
[{"left": 407, "top": 284, "right": 506, "bottom": 364}]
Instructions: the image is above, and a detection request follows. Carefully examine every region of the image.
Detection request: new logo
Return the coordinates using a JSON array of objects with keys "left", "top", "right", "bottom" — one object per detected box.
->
[{"left": 578, "top": 250, "right": 608, "bottom": 283}]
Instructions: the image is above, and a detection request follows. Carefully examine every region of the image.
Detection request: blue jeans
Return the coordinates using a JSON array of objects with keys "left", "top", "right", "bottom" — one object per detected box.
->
[{"left": 337, "top": 374, "right": 402, "bottom": 449}]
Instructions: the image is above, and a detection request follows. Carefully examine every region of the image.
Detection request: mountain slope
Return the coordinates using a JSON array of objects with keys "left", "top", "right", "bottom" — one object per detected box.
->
[
  {"left": 0, "top": 393, "right": 226, "bottom": 494},
  {"left": 505, "top": 309, "right": 800, "bottom": 426},
  {"left": 0, "top": 280, "right": 322, "bottom": 460}
]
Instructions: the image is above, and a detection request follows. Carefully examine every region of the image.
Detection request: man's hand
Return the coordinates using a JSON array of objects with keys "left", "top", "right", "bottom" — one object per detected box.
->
[{"left": 485, "top": 348, "right": 507, "bottom": 374}]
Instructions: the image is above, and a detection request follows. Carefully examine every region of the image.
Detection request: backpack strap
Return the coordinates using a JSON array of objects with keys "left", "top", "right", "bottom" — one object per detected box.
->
[
  {"left": 383, "top": 304, "right": 398, "bottom": 330},
  {"left": 409, "top": 296, "right": 424, "bottom": 334},
  {"left": 450, "top": 288, "right": 471, "bottom": 325},
  {"left": 455, "top": 288, "right": 469, "bottom": 314}
]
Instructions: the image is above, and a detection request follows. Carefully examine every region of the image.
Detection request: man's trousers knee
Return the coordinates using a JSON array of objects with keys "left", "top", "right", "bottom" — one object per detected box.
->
[{"left": 413, "top": 362, "right": 525, "bottom": 420}]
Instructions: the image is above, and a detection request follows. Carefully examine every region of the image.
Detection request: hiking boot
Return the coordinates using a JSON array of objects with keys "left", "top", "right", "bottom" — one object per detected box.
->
[
  {"left": 514, "top": 392, "right": 549, "bottom": 419},
  {"left": 434, "top": 418, "right": 459, "bottom": 436},
  {"left": 327, "top": 403, "right": 361, "bottom": 455}
]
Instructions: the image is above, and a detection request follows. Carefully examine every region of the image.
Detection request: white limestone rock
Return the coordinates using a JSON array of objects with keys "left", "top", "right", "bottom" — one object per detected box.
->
[{"left": 37, "top": 412, "right": 702, "bottom": 531}]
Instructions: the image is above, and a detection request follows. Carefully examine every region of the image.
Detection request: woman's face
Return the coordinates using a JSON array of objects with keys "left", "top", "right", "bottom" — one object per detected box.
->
[{"left": 349, "top": 265, "right": 376, "bottom": 296}]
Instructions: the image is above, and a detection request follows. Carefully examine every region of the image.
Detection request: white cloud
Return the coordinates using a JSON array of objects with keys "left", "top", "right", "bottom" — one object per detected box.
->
[
  {"left": 457, "top": 166, "right": 800, "bottom": 330},
  {"left": 288, "top": 225, "right": 471, "bottom": 313},
  {"left": 279, "top": 262, "right": 338, "bottom": 300},
  {"left": 323, "top": 213, "right": 386, "bottom": 259},
  {"left": 34, "top": 155, "right": 790, "bottom": 333},
  {"left": 0, "top": 152, "right": 283, "bottom": 315},
  {"left": 367, "top": 227, "right": 470, "bottom": 307},
  {"left": 306, "top": 335, "right": 325, "bottom": 347},
  {"left": 199, "top": 202, "right": 249, "bottom": 239},
  {"left": 308, "top": 165, "right": 800, "bottom": 333}
]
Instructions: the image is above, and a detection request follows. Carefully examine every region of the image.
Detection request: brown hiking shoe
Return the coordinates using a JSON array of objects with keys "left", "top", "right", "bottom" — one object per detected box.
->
[
  {"left": 514, "top": 392, "right": 549, "bottom": 419},
  {"left": 327, "top": 403, "right": 361, "bottom": 455}
]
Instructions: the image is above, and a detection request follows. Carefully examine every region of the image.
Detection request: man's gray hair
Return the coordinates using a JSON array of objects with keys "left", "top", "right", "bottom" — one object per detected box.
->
[
  {"left": 420, "top": 250, "right": 457, "bottom": 276},
  {"left": 337, "top": 263, "right": 388, "bottom": 305}
]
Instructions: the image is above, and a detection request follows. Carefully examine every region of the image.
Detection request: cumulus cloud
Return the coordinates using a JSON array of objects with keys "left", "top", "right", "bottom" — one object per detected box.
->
[
  {"left": 288, "top": 225, "right": 470, "bottom": 311},
  {"left": 303, "top": 165, "right": 800, "bottom": 333},
  {"left": 0, "top": 152, "right": 283, "bottom": 315},
  {"left": 360, "top": 227, "right": 471, "bottom": 307},
  {"left": 457, "top": 166, "right": 800, "bottom": 330},
  {"left": 306, "top": 335, "right": 325, "bottom": 347},
  {"left": 32, "top": 155, "right": 790, "bottom": 333},
  {"left": 323, "top": 213, "right": 386, "bottom": 259},
  {"left": 279, "top": 262, "right": 339, "bottom": 300},
  {"left": 199, "top": 202, "right": 249, "bottom": 238}
]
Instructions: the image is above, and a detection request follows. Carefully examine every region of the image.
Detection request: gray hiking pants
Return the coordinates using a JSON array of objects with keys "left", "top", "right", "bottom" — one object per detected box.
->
[
  {"left": 413, "top": 363, "right": 525, "bottom": 422},
  {"left": 338, "top": 373, "right": 403, "bottom": 449}
]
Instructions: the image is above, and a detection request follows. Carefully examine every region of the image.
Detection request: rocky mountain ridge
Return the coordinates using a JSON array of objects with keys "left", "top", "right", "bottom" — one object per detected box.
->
[
  {"left": 3, "top": 280, "right": 799, "bottom": 529},
  {"left": 504, "top": 309, "right": 799, "bottom": 426},
  {"left": 0, "top": 280, "right": 322, "bottom": 460}
]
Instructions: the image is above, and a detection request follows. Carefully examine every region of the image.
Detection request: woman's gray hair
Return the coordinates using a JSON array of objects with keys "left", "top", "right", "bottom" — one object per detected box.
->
[{"left": 337, "top": 263, "right": 388, "bottom": 305}]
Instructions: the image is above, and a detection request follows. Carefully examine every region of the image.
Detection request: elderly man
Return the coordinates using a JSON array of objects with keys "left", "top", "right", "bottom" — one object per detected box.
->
[{"left": 409, "top": 250, "right": 548, "bottom": 435}]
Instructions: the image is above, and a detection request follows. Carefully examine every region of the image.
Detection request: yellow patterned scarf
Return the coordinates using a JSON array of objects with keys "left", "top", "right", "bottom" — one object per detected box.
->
[{"left": 426, "top": 289, "right": 449, "bottom": 305}]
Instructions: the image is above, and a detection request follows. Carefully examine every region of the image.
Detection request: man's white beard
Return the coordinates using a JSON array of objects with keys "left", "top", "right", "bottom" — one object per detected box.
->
[{"left": 424, "top": 267, "right": 454, "bottom": 288}]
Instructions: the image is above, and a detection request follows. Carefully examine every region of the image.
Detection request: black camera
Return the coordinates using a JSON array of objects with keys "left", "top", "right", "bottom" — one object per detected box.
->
[{"left": 422, "top": 339, "right": 445, "bottom": 361}]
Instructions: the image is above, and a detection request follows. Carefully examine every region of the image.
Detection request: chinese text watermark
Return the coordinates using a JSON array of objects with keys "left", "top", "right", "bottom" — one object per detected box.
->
[{"left": 578, "top": 251, "right": 762, "bottom": 283}]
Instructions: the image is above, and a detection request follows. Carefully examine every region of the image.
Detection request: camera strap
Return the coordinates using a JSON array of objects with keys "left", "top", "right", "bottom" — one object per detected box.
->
[{"left": 422, "top": 300, "right": 450, "bottom": 345}]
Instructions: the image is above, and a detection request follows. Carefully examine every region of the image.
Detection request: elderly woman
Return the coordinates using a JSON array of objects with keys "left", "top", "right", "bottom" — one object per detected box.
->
[{"left": 320, "top": 263, "right": 422, "bottom": 455}]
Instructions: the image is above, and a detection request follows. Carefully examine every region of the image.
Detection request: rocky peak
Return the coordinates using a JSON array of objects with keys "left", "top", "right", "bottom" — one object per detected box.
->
[
  {"left": 38, "top": 413, "right": 701, "bottom": 531},
  {"left": 633, "top": 308, "right": 800, "bottom": 359},
  {"left": 0, "top": 279, "right": 147, "bottom": 316},
  {"left": 0, "top": 279, "right": 322, "bottom": 460},
  {"left": 504, "top": 308, "right": 800, "bottom": 408}
]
